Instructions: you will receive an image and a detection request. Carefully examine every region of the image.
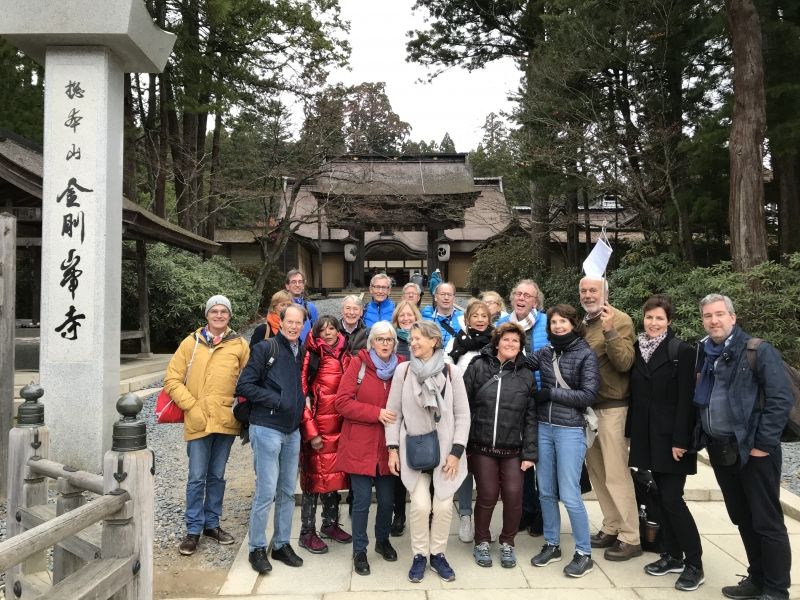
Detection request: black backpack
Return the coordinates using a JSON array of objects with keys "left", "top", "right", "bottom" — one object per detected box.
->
[
  {"left": 233, "top": 338, "right": 280, "bottom": 444},
  {"left": 746, "top": 338, "right": 800, "bottom": 443}
]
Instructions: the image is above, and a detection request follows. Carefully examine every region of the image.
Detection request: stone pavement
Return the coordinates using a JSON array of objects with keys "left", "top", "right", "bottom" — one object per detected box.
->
[{"left": 170, "top": 459, "right": 800, "bottom": 600}]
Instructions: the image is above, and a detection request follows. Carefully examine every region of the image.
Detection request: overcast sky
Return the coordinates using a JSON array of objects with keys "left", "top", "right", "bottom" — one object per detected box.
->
[{"left": 322, "top": 0, "right": 521, "bottom": 152}]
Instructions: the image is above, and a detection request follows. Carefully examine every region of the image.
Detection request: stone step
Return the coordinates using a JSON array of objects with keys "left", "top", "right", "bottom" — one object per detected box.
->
[
  {"left": 118, "top": 371, "right": 165, "bottom": 395},
  {"left": 119, "top": 354, "right": 171, "bottom": 380},
  {"left": 14, "top": 370, "right": 40, "bottom": 386}
]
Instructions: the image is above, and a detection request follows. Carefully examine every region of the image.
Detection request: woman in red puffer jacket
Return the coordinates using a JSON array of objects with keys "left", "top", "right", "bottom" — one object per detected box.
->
[{"left": 298, "top": 316, "right": 352, "bottom": 555}]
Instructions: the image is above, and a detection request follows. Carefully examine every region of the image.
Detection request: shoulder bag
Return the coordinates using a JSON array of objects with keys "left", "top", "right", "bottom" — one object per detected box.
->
[
  {"left": 156, "top": 334, "right": 200, "bottom": 424},
  {"left": 552, "top": 354, "right": 598, "bottom": 448},
  {"left": 404, "top": 364, "right": 449, "bottom": 471}
]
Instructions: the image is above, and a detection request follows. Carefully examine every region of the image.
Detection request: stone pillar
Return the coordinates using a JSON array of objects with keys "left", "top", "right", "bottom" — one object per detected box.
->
[
  {"left": 0, "top": 0, "right": 175, "bottom": 470},
  {"left": 38, "top": 46, "right": 124, "bottom": 469}
]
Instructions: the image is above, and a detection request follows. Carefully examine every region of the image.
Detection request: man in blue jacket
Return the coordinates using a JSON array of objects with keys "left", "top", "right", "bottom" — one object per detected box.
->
[
  {"left": 285, "top": 269, "right": 317, "bottom": 342},
  {"left": 496, "top": 279, "right": 548, "bottom": 356},
  {"left": 695, "top": 294, "right": 793, "bottom": 600},
  {"left": 421, "top": 281, "right": 463, "bottom": 352},
  {"left": 363, "top": 273, "right": 395, "bottom": 327},
  {"left": 236, "top": 304, "right": 307, "bottom": 574}
]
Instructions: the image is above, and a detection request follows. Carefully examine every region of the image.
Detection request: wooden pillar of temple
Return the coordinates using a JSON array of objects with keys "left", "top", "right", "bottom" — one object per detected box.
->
[
  {"left": 426, "top": 227, "right": 440, "bottom": 278},
  {"left": 353, "top": 228, "right": 365, "bottom": 288}
]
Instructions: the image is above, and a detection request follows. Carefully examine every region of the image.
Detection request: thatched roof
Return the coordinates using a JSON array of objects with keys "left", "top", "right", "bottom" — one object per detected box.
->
[{"left": 310, "top": 154, "right": 476, "bottom": 197}]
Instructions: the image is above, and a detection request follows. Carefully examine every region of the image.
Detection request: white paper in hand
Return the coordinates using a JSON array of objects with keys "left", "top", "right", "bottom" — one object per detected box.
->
[{"left": 583, "top": 236, "right": 613, "bottom": 278}]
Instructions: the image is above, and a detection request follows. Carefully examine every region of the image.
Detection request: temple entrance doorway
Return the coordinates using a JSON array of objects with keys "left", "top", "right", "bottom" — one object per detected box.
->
[{"left": 365, "top": 259, "right": 428, "bottom": 287}]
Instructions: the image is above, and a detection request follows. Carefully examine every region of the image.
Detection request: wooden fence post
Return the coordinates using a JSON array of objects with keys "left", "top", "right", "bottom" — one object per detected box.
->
[
  {"left": 102, "top": 393, "right": 154, "bottom": 600},
  {"left": 5, "top": 383, "right": 50, "bottom": 596},
  {"left": 0, "top": 212, "right": 16, "bottom": 499},
  {"left": 53, "top": 477, "right": 87, "bottom": 583}
]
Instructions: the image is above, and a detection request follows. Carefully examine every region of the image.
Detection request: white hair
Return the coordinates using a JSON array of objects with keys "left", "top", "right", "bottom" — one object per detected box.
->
[
  {"left": 366, "top": 321, "right": 397, "bottom": 350},
  {"left": 370, "top": 273, "right": 392, "bottom": 288},
  {"left": 342, "top": 294, "right": 363, "bottom": 308}
]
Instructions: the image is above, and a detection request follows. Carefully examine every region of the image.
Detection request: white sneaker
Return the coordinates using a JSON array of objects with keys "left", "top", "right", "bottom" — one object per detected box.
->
[{"left": 458, "top": 515, "right": 474, "bottom": 543}]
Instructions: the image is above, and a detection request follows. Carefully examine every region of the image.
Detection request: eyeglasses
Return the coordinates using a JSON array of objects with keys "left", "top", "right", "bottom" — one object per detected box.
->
[
  {"left": 288, "top": 279, "right": 304, "bottom": 285},
  {"left": 373, "top": 337, "right": 394, "bottom": 345},
  {"left": 371, "top": 285, "right": 390, "bottom": 291},
  {"left": 513, "top": 292, "right": 536, "bottom": 300},
  {"left": 437, "top": 291, "right": 455, "bottom": 298}
]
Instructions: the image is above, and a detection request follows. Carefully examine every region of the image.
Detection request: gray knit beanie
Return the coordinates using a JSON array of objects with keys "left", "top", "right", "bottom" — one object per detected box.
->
[{"left": 205, "top": 294, "right": 232, "bottom": 317}]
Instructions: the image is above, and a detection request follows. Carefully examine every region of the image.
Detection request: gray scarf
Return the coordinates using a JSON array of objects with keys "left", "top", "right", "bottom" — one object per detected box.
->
[{"left": 409, "top": 349, "right": 446, "bottom": 414}]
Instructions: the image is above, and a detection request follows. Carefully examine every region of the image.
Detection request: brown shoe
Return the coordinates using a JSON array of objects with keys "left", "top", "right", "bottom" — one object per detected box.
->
[
  {"left": 179, "top": 534, "right": 200, "bottom": 555},
  {"left": 604, "top": 541, "right": 644, "bottom": 561},
  {"left": 203, "top": 527, "right": 235, "bottom": 545},
  {"left": 590, "top": 531, "right": 617, "bottom": 548}
]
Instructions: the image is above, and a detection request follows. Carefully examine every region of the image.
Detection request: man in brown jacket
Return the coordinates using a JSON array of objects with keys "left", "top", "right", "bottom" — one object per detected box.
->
[{"left": 579, "top": 277, "right": 641, "bottom": 561}]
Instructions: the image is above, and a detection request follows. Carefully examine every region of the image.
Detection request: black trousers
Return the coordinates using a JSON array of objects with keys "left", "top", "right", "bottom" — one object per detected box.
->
[
  {"left": 392, "top": 474, "right": 407, "bottom": 520},
  {"left": 651, "top": 471, "right": 703, "bottom": 568},
  {"left": 300, "top": 491, "right": 340, "bottom": 533},
  {"left": 712, "top": 448, "right": 791, "bottom": 598}
]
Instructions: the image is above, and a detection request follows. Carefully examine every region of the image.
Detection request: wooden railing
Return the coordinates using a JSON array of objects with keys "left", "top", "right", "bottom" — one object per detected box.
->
[{"left": 0, "top": 385, "right": 154, "bottom": 599}]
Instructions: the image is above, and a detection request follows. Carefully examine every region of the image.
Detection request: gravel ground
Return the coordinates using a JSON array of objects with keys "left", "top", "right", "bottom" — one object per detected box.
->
[{"left": 1, "top": 293, "right": 798, "bottom": 596}]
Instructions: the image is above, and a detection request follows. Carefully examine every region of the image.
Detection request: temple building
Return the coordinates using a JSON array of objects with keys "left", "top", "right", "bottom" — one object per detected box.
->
[{"left": 215, "top": 154, "right": 514, "bottom": 289}]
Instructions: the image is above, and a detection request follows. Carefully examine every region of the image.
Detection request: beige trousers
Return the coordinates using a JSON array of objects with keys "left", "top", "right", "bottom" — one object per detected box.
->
[
  {"left": 585, "top": 405, "right": 641, "bottom": 545},
  {"left": 409, "top": 473, "right": 454, "bottom": 556}
]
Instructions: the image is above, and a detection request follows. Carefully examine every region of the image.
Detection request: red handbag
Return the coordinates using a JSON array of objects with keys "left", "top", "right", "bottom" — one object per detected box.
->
[
  {"left": 156, "top": 335, "right": 200, "bottom": 424},
  {"left": 155, "top": 389, "right": 184, "bottom": 423}
]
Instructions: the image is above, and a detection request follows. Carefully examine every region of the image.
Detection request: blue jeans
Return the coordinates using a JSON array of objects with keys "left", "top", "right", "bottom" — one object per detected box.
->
[
  {"left": 538, "top": 423, "right": 591, "bottom": 555},
  {"left": 248, "top": 425, "right": 300, "bottom": 551},
  {"left": 456, "top": 472, "right": 474, "bottom": 516},
  {"left": 186, "top": 433, "right": 235, "bottom": 535},
  {"left": 350, "top": 472, "right": 394, "bottom": 553}
]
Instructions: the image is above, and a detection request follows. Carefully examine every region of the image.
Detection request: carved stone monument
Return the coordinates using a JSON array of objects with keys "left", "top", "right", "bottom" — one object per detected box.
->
[{"left": 0, "top": 1, "right": 175, "bottom": 469}]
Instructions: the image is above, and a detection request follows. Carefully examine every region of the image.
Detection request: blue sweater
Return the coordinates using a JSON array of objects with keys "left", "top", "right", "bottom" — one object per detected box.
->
[
  {"left": 292, "top": 297, "right": 318, "bottom": 343},
  {"left": 421, "top": 306, "right": 464, "bottom": 349},
  {"left": 363, "top": 298, "right": 396, "bottom": 327}
]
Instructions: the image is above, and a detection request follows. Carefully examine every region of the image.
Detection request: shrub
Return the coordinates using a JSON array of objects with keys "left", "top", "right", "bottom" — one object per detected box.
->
[
  {"left": 122, "top": 243, "right": 261, "bottom": 351},
  {"left": 467, "top": 237, "right": 547, "bottom": 299},
  {"left": 540, "top": 266, "right": 582, "bottom": 308},
  {"left": 609, "top": 252, "right": 800, "bottom": 366}
]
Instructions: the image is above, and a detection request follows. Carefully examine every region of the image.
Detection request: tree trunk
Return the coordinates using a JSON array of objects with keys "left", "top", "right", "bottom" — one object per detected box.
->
[
  {"left": 775, "top": 152, "right": 800, "bottom": 255},
  {"left": 154, "top": 71, "right": 168, "bottom": 218},
  {"left": 181, "top": 111, "right": 198, "bottom": 231},
  {"left": 206, "top": 110, "right": 223, "bottom": 241},
  {"left": 565, "top": 185, "right": 579, "bottom": 267},
  {"left": 152, "top": 0, "right": 168, "bottom": 218},
  {"left": 166, "top": 69, "right": 186, "bottom": 224},
  {"left": 726, "top": 0, "right": 769, "bottom": 271},
  {"left": 122, "top": 73, "right": 138, "bottom": 202}
]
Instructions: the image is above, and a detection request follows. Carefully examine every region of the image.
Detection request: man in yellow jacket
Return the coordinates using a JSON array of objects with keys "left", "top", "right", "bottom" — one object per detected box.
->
[{"left": 164, "top": 295, "right": 250, "bottom": 556}]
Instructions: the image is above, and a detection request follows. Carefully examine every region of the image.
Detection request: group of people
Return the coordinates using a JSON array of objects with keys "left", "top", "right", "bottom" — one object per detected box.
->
[{"left": 163, "top": 268, "right": 794, "bottom": 599}]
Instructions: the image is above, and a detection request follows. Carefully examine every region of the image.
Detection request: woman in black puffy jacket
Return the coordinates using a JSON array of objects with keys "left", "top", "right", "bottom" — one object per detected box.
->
[
  {"left": 462, "top": 322, "right": 537, "bottom": 569},
  {"left": 525, "top": 304, "right": 600, "bottom": 578}
]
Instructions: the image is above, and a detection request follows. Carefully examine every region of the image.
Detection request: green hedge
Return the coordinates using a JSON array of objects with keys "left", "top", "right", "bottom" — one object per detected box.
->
[
  {"left": 121, "top": 243, "right": 261, "bottom": 351},
  {"left": 467, "top": 238, "right": 800, "bottom": 365},
  {"left": 607, "top": 251, "right": 800, "bottom": 365}
]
